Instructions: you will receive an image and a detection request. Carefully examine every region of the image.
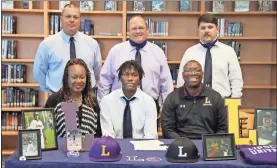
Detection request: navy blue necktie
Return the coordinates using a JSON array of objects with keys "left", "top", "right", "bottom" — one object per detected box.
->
[
  {"left": 200, "top": 40, "right": 217, "bottom": 88},
  {"left": 122, "top": 97, "right": 136, "bottom": 138},
  {"left": 70, "top": 37, "right": 76, "bottom": 59},
  {"left": 129, "top": 40, "right": 146, "bottom": 90},
  {"left": 135, "top": 48, "right": 143, "bottom": 90},
  {"left": 135, "top": 48, "right": 141, "bottom": 65}
]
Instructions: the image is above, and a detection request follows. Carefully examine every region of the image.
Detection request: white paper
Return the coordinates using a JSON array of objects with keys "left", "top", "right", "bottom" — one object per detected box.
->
[{"left": 130, "top": 140, "right": 168, "bottom": 151}]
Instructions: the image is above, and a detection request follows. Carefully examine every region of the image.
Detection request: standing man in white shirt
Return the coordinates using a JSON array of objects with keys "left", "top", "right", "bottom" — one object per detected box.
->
[
  {"left": 100, "top": 60, "right": 157, "bottom": 139},
  {"left": 176, "top": 13, "right": 243, "bottom": 98},
  {"left": 29, "top": 113, "right": 46, "bottom": 148}
]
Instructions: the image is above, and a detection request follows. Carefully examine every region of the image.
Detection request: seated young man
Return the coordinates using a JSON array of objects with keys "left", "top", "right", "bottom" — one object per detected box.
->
[
  {"left": 162, "top": 60, "right": 227, "bottom": 139},
  {"left": 100, "top": 60, "right": 158, "bottom": 139}
]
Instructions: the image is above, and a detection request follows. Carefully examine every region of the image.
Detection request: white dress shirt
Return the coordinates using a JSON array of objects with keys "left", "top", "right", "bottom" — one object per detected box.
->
[
  {"left": 176, "top": 41, "right": 243, "bottom": 98},
  {"left": 100, "top": 88, "right": 158, "bottom": 139}
]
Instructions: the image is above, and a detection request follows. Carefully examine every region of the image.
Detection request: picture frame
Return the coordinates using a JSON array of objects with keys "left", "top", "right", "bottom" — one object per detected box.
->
[
  {"left": 202, "top": 133, "right": 237, "bottom": 161},
  {"left": 22, "top": 108, "right": 58, "bottom": 151},
  {"left": 18, "top": 129, "right": 41, "bottom": 160},
  {"left": 80, "top": 0, "right": 94, "bottom": 11},
  {"left": 254, "top": 108, "right": 276, "bottom": 145},
  {"left": 104, "top": 0, "right": 117, "bottom": 11}
]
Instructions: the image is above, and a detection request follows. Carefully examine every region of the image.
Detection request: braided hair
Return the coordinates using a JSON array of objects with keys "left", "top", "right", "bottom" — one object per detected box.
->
[{"left": 60, "top": 58, "right": 95, "bottom": 108}]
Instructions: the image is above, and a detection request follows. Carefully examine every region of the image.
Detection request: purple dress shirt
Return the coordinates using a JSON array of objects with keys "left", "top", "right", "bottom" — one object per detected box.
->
[{"left": 97, "top": 41, "right": 173, "bottom": 103}]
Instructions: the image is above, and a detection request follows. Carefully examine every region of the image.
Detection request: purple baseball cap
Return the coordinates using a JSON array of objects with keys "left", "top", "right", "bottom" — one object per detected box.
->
[{"left": 89, "top": 136, "right": 122, "bottom": 162}]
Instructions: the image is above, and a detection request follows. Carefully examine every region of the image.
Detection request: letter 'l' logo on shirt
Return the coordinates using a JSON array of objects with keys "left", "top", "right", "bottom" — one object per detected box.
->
[
  {"left": 178, "top": 146, "right": 187, "bottom": 157},
  {"left": 101, "top": 145, "right": 110, "bottom": 156},
  {"left": 203, "top": 97, "right": 212, "bottom": 106}
]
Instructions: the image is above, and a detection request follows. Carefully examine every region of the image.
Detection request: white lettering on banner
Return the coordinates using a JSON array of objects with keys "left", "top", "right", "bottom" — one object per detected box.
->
[
  {"left": 126, "top": 156, "right": 144, "bottom": 162},
  {"left": 248, "top": 145, "right": 277, "bottom": 155},
  {"left": 178, "top": 146, "right": 187, "bottom": 157}
]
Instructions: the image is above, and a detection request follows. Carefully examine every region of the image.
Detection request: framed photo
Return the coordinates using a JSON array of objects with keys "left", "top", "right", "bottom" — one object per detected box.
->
[
  {"left": 18, "top": 129, "right": 41, "bottom": 160},
  {"left": 22, "top": 108, "right": 58, "bottom": 151},
  {"left": 80, "top": 1, "right": 94, "bottom": 11},
  {"left": 104, "top": 1, "right": 116, "bottom": 11},
  {"left": 66, "top": 130, "right": 82, "bottom": 152},
  {"left": 202, "top": 133, "right": 236, "bottom": 161},
  {"left": 254, "top": 108, "right": 276, "bottom": 145}
]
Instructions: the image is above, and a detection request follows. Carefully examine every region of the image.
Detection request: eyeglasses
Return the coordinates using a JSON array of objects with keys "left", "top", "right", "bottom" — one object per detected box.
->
[
  {"left": 130, "top": 26, "right": 146, "bottom": 32},
  {"left": 63, "top": 15, "right": 80, "bottom": 20},
  {"left": 183, "top": 68, "right": 202, "bottom": 74}
]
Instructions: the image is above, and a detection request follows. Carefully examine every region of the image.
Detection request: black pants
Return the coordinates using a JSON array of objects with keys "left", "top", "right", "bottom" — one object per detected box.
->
[{"left": 154, "top": 99, "right": 160, "bottom": 130}]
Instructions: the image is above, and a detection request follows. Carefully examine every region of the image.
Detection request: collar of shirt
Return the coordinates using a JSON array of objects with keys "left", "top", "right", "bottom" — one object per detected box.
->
[
  {"left": 119, "top": 87, "right": 142, "bottom": 100},
  {"left": 61, "top": 29, "right": 80, "bottom": 43},
  {"left": 184, "top": 83, "right": 204, "bottom": 98},
  {"left": 181, "top": 84, "right": 208, "bottom": 99},
  {"left": 199, "top": 39, "right": 219, "bottom": 50},
  {"left": 128, "top": 40, "right": 148, "bottom": 53}
]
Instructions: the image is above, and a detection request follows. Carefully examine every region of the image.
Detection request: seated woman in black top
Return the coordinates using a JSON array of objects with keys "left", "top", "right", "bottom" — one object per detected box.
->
[{"left": 45, "top": 58, "right": 101, "bottom": 137}]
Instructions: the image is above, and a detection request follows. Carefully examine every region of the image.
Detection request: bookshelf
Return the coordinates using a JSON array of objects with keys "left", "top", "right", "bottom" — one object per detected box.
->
[{"left": 1, "top": 0, "right": 276, "bottom": 155}]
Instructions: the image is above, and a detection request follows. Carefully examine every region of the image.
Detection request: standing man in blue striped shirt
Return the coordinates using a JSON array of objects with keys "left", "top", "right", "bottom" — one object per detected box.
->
[
  {"left": 33, "top": 4, "right": 102, "bottom": 93},
  {"left": 97, "top": 16, "right": 173, "bottom": 120}
]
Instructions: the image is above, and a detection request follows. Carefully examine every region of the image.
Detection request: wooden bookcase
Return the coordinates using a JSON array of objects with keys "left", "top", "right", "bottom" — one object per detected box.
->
[{"left": 1, "top": 0, "right": 276, "bottom": 155}]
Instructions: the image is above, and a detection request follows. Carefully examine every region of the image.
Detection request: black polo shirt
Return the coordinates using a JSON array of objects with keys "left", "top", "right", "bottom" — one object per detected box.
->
[{"left": 162, "top": 85, "right": 227, "bottom": 139}]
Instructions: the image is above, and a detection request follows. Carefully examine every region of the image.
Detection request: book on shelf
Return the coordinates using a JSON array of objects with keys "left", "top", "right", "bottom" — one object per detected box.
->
[
  {"left": 49, "top": 14, "right": 62, "bottom": 35},
  {"left": 79, "top": 19, "right": 94, "bottom": 35},
  {"left": 2, "top": 1, "right": 14, "bottom": 9},
  {"left": 180, "top": 0, "right": 191, "bottom": 12},
  {"left": 22, "top": 0, "right": 29, "bottom": 9},
  {"left": 227, "top": 41, "right": 241, "bottom": 61},
  {"left": 169, "top": 67, "right": 179, "bottom": 85},
  {"left": 59, "top": 1, "right": 70, "bottom": 10},
  {"left": 90, "top": 24, "right": 94, "bottom": 35},
  {"left": 98, "top": 32, "right": 122, "bottom": 36},
  {"left": 2, "top": 15, "right": 17, "bottom": 34},
  {"left": 1, "top": 112, "right": 22, "bottom": 131},
  {"left": 234, "top": 0, "right": 249, "bottom": 12},
  {"left": 1, "top": 64, "right": 26, "bottom": 83},
  {"left": 151, "top": 41, "right": 168, "bottom": 57},
  {"left": 104, "top": 1, "right": 116, "bottom": 11},
  {"left": 54, "top": 15, "right": 60, "bottom": 35},
  {"left": 213, "top": 1, "right": 224, "bottom": 12},
  {"left": 79, "top": 19, "right": 85, "bottom": 34},
  {"left": 258, "top": 1, "right": 273, "bottom": 11},
  {"left": 217, "top": 18, "right": 243, "bottom": 37},
  {"left": 146, "top": 19, "right": 168, "bottom": 36},
  {"left": 2, "top": 87, "right": 39, "bottom": 107},
  {"left": 80, "top": 1, "right": 94, "bottom": 11},
  {"left": 1, "top": 40, "right": 17, "bottom": 59},
  {"left": 84, "top": 19, "right": 92, "bottom": 35},
  {"left": 133, "top": 0, "right": 146, "bottom": 12},
  {"left": 152, "top": 0, "right": 165, "bottom": 12}
]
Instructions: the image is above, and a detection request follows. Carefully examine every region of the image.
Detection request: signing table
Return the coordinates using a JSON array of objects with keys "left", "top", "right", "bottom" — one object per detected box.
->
[{"left": 5, "top": 139, "right": 275, "bottom": 168}]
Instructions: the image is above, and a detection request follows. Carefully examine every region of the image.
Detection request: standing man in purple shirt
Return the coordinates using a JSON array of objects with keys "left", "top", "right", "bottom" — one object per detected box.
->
[{"left": 98, "top": 15, "right": 173, "bottom": 119}]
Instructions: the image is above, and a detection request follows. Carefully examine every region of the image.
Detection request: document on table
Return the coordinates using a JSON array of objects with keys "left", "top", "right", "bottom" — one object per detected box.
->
[{"left": 130, "top": 140, "right": 168, "bottom": 151}]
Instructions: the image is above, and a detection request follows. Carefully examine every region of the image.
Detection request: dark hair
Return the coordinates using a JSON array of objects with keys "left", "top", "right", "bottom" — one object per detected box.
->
[
  {"left": 117, "top": 60, "right": 145, "bottom": 80},
  {"left": 183, "top": 60, "right": 202, "bottom": 72},
  {"left": 198, "top": 13, "right": 218, "bottom": 27},
  {"left": 60, "top": 58, "right": 95, "bottom": 107}
]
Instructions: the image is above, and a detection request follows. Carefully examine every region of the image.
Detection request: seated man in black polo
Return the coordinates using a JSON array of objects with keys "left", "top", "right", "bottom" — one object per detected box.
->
[{"left": 162, "top": 60, "right": 227, "bottom": 139}]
